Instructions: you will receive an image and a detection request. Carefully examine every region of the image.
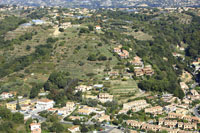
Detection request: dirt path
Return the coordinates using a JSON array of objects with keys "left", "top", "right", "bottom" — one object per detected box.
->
[{"left": 53, "top": 26, "right": 61, "bottom": 36}]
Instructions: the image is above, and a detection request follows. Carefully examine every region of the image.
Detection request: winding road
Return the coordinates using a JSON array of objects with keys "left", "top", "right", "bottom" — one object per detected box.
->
[{"left": 193, "top": 104, "right": 200, "bottom": 118}]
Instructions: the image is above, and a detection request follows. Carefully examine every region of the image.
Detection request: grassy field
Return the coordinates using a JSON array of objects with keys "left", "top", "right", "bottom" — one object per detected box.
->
[
  {"left": 124, "top": 30, "right": 153, "bottom": 41},
  {"left": 53, "top": 27, "right": 119, "bottom": 79},
  {"left": 110, "top": 79, "right": 138, "bottom": 95}
]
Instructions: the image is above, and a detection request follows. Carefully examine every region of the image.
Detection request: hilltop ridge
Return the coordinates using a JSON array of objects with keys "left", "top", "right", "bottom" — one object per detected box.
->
[{"left": 0, "top": 0, "right": 200, "bottom": 8}]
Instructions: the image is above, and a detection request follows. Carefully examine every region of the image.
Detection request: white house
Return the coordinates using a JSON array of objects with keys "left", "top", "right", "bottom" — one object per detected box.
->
[
  {"left": 30, "top": 123, "right": 41, "bottom": 133},
  {"left": 31, "top": 19, "right": 45, "bottom": 25},
  {"left": 0, "top": 92, "right": 13, "bottom": 99},
  {"left": 98, "top": 115, "right": 110, "bottom": 122},
  {"left": 59, "top": 22, "right": 71, "bottom": 29},
  {"left": 32, "top": 19, "right": 46, "bottom": 25},
  {"left": 98, "top": 93, "right": 113, "bottom": 103},
  {"left": 75, "top": 85, "right": 92, "bottom": 92},
  {"left": 164, "top": 104, "right": 177, "bottom": 113},
  {"left": 66, "top": 102, "right": 75, "bottom": 111},
  {"left": 36, "top": 98, "right": 55, "bottom": 111},
  {"left": 57, "top": 107, "right": 68, "bottom": 115},
  {"left": 68, "top": 125, "right": 80, "bottom": 133},
  {"left": 93, "top": 84, "right": 103, "bottom": 88},
  {"left": 96, "top": 25, "right": 101, "bottom": 30}
]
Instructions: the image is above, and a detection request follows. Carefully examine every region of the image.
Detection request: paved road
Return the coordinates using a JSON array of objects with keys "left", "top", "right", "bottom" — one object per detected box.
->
[
  {"left": 193, "top": 104, "right": 200, "bottom": 118},
  {"left": 88, "top": 124, "right": 119, "bottom": 133},
  {"left": 191, "top": 82, "right": 199, "bottom": 89},
  {"left": 32, "top": 114, "right": 46, "bottom": 122},
  {"left": 101, "top": 124, "right": 121, "bottom": 133},
  {"left": 60, "top": 120, "right": 73, "bottom": 125},
  {"left": 60, "top": 119, "right": 94, "bottom": 125}
]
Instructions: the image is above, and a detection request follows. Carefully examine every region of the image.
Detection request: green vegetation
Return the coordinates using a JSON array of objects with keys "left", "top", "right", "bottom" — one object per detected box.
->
[
  {"left": 1, "top": 7, "right": 200, "bottom": 101},
  {"left": 0, "top": 38, "right": 55, "bottom": 78},
  {"left": 0, "top": 6, "right": 200, "bottom": 133},
  {"left": 0, "top": 107, "right": 25, "bottom": 132},
  {"left": 44, "top": 71, "right": 81, "bottom": 105},
  {"left": 0, "top": 16, "right": 26, "bottom": 40}
]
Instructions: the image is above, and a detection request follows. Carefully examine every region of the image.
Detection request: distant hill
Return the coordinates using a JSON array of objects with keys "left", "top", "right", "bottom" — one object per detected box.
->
[{"left": 0, "top": 0, "right": 200, "bottom": 8}]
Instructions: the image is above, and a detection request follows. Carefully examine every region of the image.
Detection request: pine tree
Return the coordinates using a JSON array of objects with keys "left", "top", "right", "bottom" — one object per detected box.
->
[{"left": 16, "top": 99, "right": 21, "bottom": 111}]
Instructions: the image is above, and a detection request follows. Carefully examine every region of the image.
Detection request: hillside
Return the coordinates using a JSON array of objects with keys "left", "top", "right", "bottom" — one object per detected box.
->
[
  {"left": 0, "top": 6, "right": 200, "bottom": 133},
  {"left": 0, "top": 7, "right": 200, "bottom": 99}
]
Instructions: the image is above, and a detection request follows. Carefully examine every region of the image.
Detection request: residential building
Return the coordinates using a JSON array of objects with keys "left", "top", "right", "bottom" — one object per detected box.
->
[
  {"left": 21, "top": 104, "right": 31, "bottom": 111},
  {"left": 164, "top": 104, "right": 177, "bottom": 113},
  {"left": 164, "top": 120, "right": 177, "bottom": 128},
  {"left": 93, "top": 84, "right": 103, "bottom": 88},
  {"left": 36, "top": 98, "right": 55, "bottom": 110},
  {"left": 57, "top": 107, "right": 69, "bottom": 115},
  {"left": 113, "top": 47, "right": 121, "bottom": 53},
  {"left": 168, "top": 113, "right": 184, "bottom": 119},
  {"left": 145, "top": 106, "right": 163, "bottom": 115},
  {"left": 82, "top": 106, "right": 97, "bottom": 111},
  {"left": 85, "top": 95, "right": 97, "bottom": 99},
  {"left": 192, "top": 61, "right": 200, "bottom": 66},
  {"left": 30, "top": 123, "right": 41, "bottom": 133},
  {"left": 182, "top": 98, "right": 192, "bottom": 104},
  {"left": 98, "top": 93, "right": 113, "bottom": 103},
  {"left": 134, "top": 68, "right": 144, "bottom": 77},
  {"left": 162, "top": 93, "right": 173, "bottom": 102},
  {"left": 134, "top": 65, "right": 154, "bottom": 77},
  {"left": 68, "top": 125, "right": 80, "bottom": 133},
  {"left": 113, "top": 46, "right": 129, "bottom": 59},
  {"left": 69, "top": 116, "right": 82, "bottom": 121},
  {"left": 176, "top": 108, "right": 188, "bottom": 115},
  {"left": 158, "top": 118, "right": 165, "bottom": 125},
  {"left": 38, "top": 92, "right": 49, "bottom": 96},
  {"left": 118, "top": 109, "right": 129, "bottom": 114},
  {"left": 191, "top": 116, "right": 200, "bottom": 123},
  {"left": 141, "top": 123, "right": 161, "bottom": 132},
  {"left": 130, "top": 56, "right": 143, "bottom": 66},
  {"left": 66, "top": 102, "right": 75, "bottom": 111},
  {"left": 31, "top": 19, "right": 45, "bottom": 25},
  {"left": 183, "top": 123, "right": 197, "bottom": 130},
  {"left": 98, "top": 115, "right": 110, "bottom": 122},
  {"left": 108, "top": 71, "right": 119, "bottom": 76},
  {"left": 119, "top": 50, "right": 129, "bottom": 59},
  {"left": 131, "top": 103, "right": 150, "bottom": 112},
  {"left": 94, "top": 110, "right": 105, "bottom": 116},
  {"left": 178, "top": 122, "right": 184, "bottom": 128},
  {"left": 77, "top": 108, "right": 92, "bottom": 115},
  {"left": 123, "top": 100, "right": 147, "bottom": 110},
  {"left": 77, "top": 106, "right": 96, "bottom": 115},
  {"left": 47, "top": 108, "right": 58, "bottom": 113},
  {"left": 75, "top": 85, "right": 92, "bottom": 92},
  {"left": 168, "top": 97, "right": 181, "bottom": 104},
  {"left": 126, "top": 120, "right": 144, "bottom": 128},
  {"left": 96, "top": 25, "right": 101, "bottom": 30},
  {"left": 59, "top": 22, "right": 71, "bottom": 29},
  {"left": 0, "top": 92, "right": 13, "bottom": 99},
  {"left": 183, "top": 115, "right": 193, "bottom": 122},
  {"left": 6, "top": 98, "right": 31, "bottom": 110},
  {"left": 143, "top": 65, "right": 154, "bottom": 76},
  {"left": 9, "top": 91, "right": 17, "bottom": 96}
]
